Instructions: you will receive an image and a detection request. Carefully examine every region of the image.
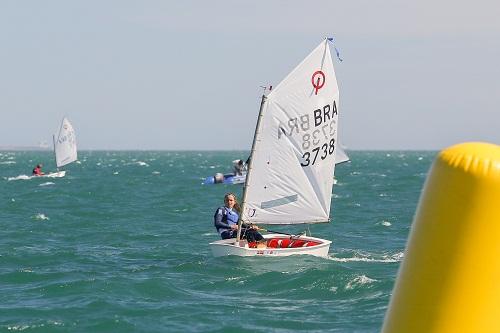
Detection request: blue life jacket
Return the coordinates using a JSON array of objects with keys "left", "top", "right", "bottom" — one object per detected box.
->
[
  {"left": 225, "top": 207, "right": 239, "bottom": 225},
  {"left": 215, "top": 206, "right": 239, "bottom": 235}
]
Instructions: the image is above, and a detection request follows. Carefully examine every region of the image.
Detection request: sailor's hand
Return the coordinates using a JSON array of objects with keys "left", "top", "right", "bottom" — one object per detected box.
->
[
  {"left": 251, "top": 225, "right": 259, "bottom": 231},
  {"left": 230, "top": 224, "right": 238, "bottom": 230}
]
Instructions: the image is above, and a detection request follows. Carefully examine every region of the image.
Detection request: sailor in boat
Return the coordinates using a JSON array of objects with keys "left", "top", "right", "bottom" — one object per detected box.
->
[
  {"left": 214, "top": 193, "right": 264, "bottom": 242},
  {"left": 32, "top": 164, "right": 45, "bottom": 176},
  {"left": 232, "top": 159, "right": 245, "bottom": 176}
]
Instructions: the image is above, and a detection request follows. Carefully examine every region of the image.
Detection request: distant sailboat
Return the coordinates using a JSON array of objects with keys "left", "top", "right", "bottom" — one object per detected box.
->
[
  {"left": 45, "top": 117, "right": 77, "bottom": 178},
  {"left": 210, "top": 38, "right": 342, "bottom": 257}
]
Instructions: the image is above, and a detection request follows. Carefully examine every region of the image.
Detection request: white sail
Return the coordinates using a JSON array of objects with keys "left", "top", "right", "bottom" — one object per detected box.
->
[
  {"left": 242, "top": 40, "right": 339, "bottom": 225},
  {"left": 335, "top": 144, "right": 350, "bottom": 164},
  {"left": 54, "top": 117, "right": 77, "bottom": 168}
]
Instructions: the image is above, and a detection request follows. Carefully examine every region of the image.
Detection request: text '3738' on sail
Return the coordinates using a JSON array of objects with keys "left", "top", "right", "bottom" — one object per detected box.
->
[{"left": 210, "top": 39, "right": 341, "bottom": 257}]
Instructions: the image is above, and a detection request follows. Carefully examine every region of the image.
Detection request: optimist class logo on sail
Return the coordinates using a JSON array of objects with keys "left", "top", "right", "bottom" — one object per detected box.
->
[
  {"left": 311, "top": 70, "right": 325, "bottom": 95},
  {"left": 276, "top": 69, "right": 337, "bottom": 167}
]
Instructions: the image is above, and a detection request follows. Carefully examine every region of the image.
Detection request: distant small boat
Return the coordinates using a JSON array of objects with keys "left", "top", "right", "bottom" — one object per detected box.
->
[
  {"left": 43, "top": 117, "right": 78, "bottom": 178},
  {"left": 203, "top": 171, "right": 247, "bottom": 185}
]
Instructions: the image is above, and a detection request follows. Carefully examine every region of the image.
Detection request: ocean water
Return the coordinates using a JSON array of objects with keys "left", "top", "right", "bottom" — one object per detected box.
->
[{"left": 0, "top": 150, "right": 436, "bottom": 332}]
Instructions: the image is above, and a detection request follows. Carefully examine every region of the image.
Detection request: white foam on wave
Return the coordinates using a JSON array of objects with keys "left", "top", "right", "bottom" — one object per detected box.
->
[
  {"left": 34, "top": 213, "right": 49, "bottom": 221},
  {"left": 329, "top": 256, "right": 384, "bottom": 263},
  {"left": 39, "top": 182, "right": 55, "bottom": 187},
  {"left": 346, "top": 275, "right": 377, "bottom": 290},
  {"left": 226, "top": 276, "right": 242, "bottom": 282},
  {"left": 7, "top": 175, "right": 32, "bottom": 181},
  {"left": 0, "top": 161, "right": 16, "bottom": 164},
  {"left": 7, "top": 320, "right": 61, "bottom": 331},
  {"left": 376, "top": 220, "right": 392, "bottom": 227},
  {"left": 390, "top": 251, "right": 405, "bottom": 261},
  {"left": 136, "top": 161, "right": 149, "bottom": 167},
  {"left": 7, "top": 324, "right": 32, "bottom": 331},
  {"left": 328, "top": 251, "right": 403, "bottom": 263}
]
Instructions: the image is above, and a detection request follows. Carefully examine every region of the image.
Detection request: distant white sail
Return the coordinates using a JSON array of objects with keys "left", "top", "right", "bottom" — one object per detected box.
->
[
  {"left": 54, "top": 117, "right": 77, "bottom": 168},
  {"left": 242, "top": 40, "right": 339, "bottom": 225}
]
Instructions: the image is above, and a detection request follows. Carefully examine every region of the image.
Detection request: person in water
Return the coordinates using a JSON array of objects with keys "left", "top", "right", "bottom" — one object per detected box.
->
[
  {"left": 214, "top": 193, "right": 264, "bottom": 242},
  {"left": 32, "top": 164, "right": 44, "bottom": 176}
]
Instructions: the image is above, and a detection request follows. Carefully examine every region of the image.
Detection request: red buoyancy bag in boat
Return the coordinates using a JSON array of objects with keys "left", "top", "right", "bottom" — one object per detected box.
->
[{"left": 267, "top": 239, "right": 279, "bottom": 248}]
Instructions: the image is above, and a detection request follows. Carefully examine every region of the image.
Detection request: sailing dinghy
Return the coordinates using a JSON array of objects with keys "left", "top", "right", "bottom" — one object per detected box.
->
[
  {"left": 44, "top": 117, "right": 77, "bottom": 178},
  {"left": 210, "top": 38, "right": 342, "bottom": 257}
]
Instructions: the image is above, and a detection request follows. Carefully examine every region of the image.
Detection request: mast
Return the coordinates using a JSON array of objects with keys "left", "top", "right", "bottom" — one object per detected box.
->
[
  {"left": 53, "top": 134, "right": 58, "bottom": 171},
  {"left": 237, "top": 93, "right": 267, "bottom": 242}
]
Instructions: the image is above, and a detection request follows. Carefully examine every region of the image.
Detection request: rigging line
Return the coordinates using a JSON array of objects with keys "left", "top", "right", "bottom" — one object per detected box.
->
[{"left": 327, "top": 37, "right": 343, "bottom": 62}]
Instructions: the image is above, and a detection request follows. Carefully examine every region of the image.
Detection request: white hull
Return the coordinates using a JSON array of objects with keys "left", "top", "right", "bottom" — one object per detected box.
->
[
  {"left": 43, "top": 171, "right": 66, "bottom": 178},
  {"left": 210, "top": 234, "right": 331, "bottom": 257}
]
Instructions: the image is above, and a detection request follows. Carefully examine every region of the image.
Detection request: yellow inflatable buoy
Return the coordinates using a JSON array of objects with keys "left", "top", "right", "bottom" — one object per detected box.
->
[{"left": 382, "top": 142, "right": 500, "bottom": 333}]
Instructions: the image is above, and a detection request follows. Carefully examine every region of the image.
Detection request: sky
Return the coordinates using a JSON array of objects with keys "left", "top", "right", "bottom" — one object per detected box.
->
[{"left": 1, "top": 0, "right": 499, "bottom": 150}]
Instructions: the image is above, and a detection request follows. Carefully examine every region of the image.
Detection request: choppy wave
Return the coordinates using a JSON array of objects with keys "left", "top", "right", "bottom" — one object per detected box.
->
[
  {"left": 0, "top": 150, "right": 433, "bottom": 332},
  {"left": 346, "top": 275, "right": 377, "bottom": 289}
]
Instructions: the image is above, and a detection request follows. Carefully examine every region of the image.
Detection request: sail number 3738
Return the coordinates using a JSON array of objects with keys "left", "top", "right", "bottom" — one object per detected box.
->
[{"left": 300, "top": 138, "right": 335, "bottom": 167}]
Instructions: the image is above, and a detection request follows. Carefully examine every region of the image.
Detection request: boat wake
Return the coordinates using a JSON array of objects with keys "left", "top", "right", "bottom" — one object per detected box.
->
[
  {"left": 7, "top": 175, "right": 32, "bottom": 181},
  {"left": 328, "top": 251, "right": 404, "bottom": 263}
]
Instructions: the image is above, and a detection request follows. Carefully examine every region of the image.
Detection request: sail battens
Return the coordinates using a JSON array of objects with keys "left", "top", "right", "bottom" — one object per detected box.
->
[
  {"left": 244, "top": 218, "right": 330, "bottom": 225},
  {"left": 261, "top": 194, "right": 298, "bottom": 209}
]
